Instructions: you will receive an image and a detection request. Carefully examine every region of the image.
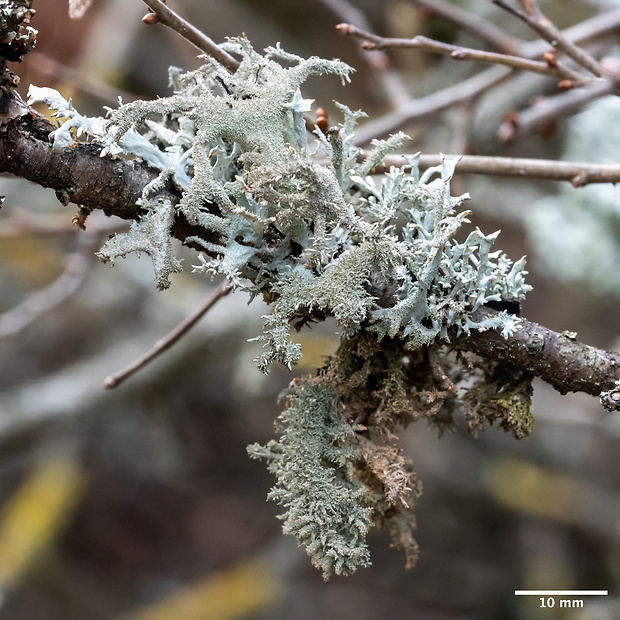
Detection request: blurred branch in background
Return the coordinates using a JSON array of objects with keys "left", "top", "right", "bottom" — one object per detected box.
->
[
  {"left": 0, "top": 228, "right": 101, "bottom": 337},
  {"left": 379, "top": 152, "right": 620, "bottom": 186},
  {"left": 125, "top": 559, "right": 280, "bottom": 620},
  {"left": 0, "top": 457, "right": 85, "bottom": 593},
  {"left": 347, "top": 5, "right": 620, "bottom": 144}
]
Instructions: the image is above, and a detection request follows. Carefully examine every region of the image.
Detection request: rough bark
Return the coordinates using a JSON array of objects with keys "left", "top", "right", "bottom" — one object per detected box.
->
[{"left": 456, "top": 308, "right": 620, "bottom": 396}]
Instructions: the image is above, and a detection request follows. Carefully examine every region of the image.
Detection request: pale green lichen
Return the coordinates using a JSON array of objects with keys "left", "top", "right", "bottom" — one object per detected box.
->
[
  {"left": 248, "top": 379, "right": 373, "bottom": 579},
  {"left": 30, "top": 37, "right": 532, "bottom": 579}
]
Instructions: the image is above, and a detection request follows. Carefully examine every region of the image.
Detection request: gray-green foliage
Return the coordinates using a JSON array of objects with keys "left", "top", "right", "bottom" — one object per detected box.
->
[{"left": 30, "top": 38, "right": 531, "bottom": 577}]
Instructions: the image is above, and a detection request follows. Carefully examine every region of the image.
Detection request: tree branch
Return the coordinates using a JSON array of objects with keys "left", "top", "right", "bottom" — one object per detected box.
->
[
  {"left": 1, "top": 1, "right": 618, "bottom": 405},
  {"left": 336, "top": 25, "right": 585, "bottom": 84},
  {"left": 0, "top": 101, "right": 220, "bottom": 247},
  {"left": 410, "top": 0, "right": 522, "bottom": 55},
  {"left": 378, "top": 153, "right": 620, "bottom": 186},
  {"left": 0, "top": 103, "right": 154, "bottom": 219},
  {"left": 456, "top": 308, "right": 620, "bottom": 396}
]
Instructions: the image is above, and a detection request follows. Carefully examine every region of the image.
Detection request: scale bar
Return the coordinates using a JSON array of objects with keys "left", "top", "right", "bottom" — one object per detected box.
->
[{"left": 515, "top": 590, "right": 608, "bottom": 596}]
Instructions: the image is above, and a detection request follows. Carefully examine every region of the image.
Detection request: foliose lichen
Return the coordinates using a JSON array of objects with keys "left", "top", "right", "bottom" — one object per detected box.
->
[{"left": 28, "top": 37, "right": 532, "bottom": 578}]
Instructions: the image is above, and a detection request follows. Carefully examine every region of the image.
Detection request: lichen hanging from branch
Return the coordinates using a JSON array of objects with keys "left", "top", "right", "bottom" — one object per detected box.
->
[{"left": 27, "top": 36, "right": 533, "bottom": 577}]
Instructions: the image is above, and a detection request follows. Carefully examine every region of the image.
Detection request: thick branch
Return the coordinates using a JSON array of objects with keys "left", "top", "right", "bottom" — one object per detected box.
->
[
  {"left": 0, "top": 100, "right": 216, "bottom": 245},
  {"left": 0, "top": 103, "right": 154, "bottom": 219},
  {"left": 456, "top": 308, "right": 620, "bottom": 396}
]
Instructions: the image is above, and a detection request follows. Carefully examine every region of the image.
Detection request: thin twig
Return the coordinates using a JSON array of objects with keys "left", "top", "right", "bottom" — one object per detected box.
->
[
  {"left": 140, "top": 0, "right": 239, "bottom": 73},
  {"left": 0, "top": 231, "right": 100, "bottom": 337},
  {"left": 409, "top": 0, "right": 523, "bottom": 55},
  {"left": 313, "top": 0, "right": 410, "bottom": 108},
  {"left": 497, "top": 78, "right": 617, "bottom": 142},
  {"left": 345, "top": 8, "right": 620, "bottom": 144},
  {"left": 337, "top": 25, "right": 585, "bottom": 83},
  {"left": 376, "top": 152, "right": 620, "bottom": 186},
  {"left": 492, "top": 0, "right": 604, "bottom": 77},
  {"left": 104, "top": 280, "right": 232, "bottom": 389}
]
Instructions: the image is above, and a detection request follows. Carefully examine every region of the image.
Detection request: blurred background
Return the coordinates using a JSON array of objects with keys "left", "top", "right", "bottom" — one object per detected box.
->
[{"left": 1, "top": 0, "right": 620, "bottom": 618}]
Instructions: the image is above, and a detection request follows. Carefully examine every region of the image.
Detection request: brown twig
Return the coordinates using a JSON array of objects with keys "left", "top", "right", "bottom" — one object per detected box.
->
[
  {"left": 139, "top": 0, "right": 239, "bottom": 73},
  {"left": 313, "top": 0, "right": 409, "bottom": 109},
  {"left": 377, "top": 153, "right": 620, "bottom": 186},
  {"left": 491, "top": 0, "right": 604, "bottom": 77},
  {"left": 342, "top": 8, "right": 620, "bottom": 144},
  {"left": 409, "top": 0, "right": 522, "bottom": 55},
  {"left": 337, "top": 25, "right": 585, "bottom": 84},
  {"left": 104, "top": 279, "right": 232, "bottom": 389}
]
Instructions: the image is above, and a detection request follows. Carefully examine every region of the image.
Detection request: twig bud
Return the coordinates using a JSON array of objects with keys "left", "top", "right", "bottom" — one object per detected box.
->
[
  {"left": 497, "top": 109, "right": 518, "bottom": 142},
  {"left": 142, "top": 0, "right": 166, "bottom": 25},
  {"left": 142, "top": 12, "right": 160, "bottom": 25},
  {"left": 316, "top": 107, "right": 329, "bottom": 133},
  {"left": 558, "top": 79, "right": 574, "bottom": 90}
]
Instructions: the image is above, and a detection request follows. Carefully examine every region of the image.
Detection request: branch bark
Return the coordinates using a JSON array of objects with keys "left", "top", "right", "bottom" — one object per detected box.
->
[
  {"left": 456, "top": 308, "right": 620, "bottom": 396},
  {"left": 0, "top": 102, "right": 153, "bottom": 219},
  {"left": 0, "top": 99, "right": 215, "bottom": 245}
]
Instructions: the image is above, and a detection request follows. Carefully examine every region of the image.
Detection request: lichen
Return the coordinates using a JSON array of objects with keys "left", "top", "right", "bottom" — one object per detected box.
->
[
  {"left": 465, "top": 363, "right": 535, "bottom": 439},
  {"left": 29, "top": 37, "right": 533, "bottom": 578},
  {"left": 248, "top": 378, "right": 374, "bottom": 580},
  {"left": 0, "top": 0, "right": 36, "bottom": 94}
]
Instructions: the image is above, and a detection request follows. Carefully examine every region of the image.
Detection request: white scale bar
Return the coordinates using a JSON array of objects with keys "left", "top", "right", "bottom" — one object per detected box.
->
[{"left": 515, "top": 591, "right": 608, "bottom": 596}]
